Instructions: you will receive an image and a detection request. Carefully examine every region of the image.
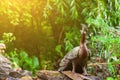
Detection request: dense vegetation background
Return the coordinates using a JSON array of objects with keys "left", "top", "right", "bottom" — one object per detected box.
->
[{"left": 0, "top": 0, "right": 120, "bottom": 79}]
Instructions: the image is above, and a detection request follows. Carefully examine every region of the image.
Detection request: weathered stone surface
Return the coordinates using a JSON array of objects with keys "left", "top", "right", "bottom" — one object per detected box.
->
[
  {"left": 0, "top": 54, "right": 12, "bottom": 79},
  {"left": 36, "top": 70, "right": 71, "bottom": 80},
  {"left": 36, "top": 70, "right": 100, "bottom": 80}
]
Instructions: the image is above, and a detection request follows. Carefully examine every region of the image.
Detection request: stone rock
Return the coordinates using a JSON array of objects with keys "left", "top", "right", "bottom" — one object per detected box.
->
[{"left": 0, "top": 54, "right": 12, "bottom": 79}]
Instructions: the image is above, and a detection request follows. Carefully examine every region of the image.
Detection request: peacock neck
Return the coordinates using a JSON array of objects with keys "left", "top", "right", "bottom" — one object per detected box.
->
[{"left": 80, "top": 32, "right": 86, "bottom": 45}]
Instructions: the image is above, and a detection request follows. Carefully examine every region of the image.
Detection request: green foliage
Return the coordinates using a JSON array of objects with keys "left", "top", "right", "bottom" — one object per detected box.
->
[
  {"left": 54, "top": 0, "right": 80, "bottom": 19},
  {"left": 106, "top": 77, "right": 115, "bottom": 80},
  {"left": 0, "top": 0, "right": 119, "bottom": 79},
  {"left": 9, "top": 50, "right": 39, "bottom": 73},
  {"left": 2, "top": 32, "right": 16, "bottom": 43},
  {"left": 106, "top": 75, "right": 120, "bottom": 80},
  {"left": 40, "top": 60, "right": 52, "bottom": 70},
  {"left": 1, "top": 33, "right": 16, "bottom": 52},
  {"left": 64, "top": 27, "right": 80, "bottom": 52},
  {"left": 55, "top": 27, "right": 80, "bottom": 59},
  {"left": 82, "top": 0, "right": 120, "bottom": 79},
  {"left": 55, "top": 45, "right": 63, "bottom": 57},
  {"left": 1, "top": 33, "right": 39, "bottom": 73}
]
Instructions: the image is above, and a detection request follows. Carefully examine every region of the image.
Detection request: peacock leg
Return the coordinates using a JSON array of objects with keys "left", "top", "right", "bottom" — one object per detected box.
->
[
  {"left": 72, "top": 61, "right": 76, "bottom": 73},
  {"left": 82, "top": 67, "right": 88, "bottom": 75}
]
